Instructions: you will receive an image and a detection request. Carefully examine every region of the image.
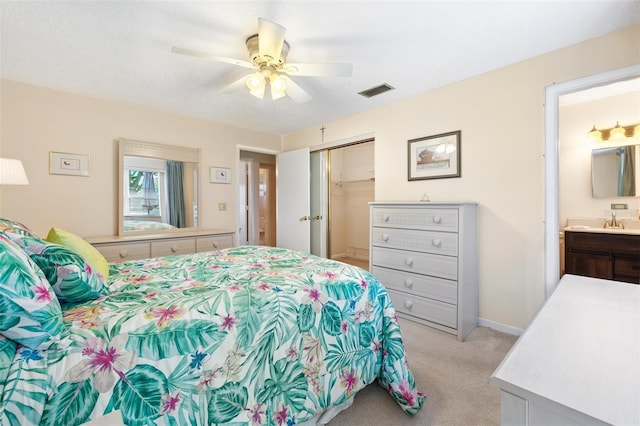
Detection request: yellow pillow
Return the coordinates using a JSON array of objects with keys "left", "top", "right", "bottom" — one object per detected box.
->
[{"left": 45, "top": 227, "right": 109, "bottom": 279}]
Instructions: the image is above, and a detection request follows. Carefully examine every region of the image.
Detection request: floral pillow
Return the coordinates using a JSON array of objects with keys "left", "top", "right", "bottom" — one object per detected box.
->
[
  {"left": 8, "top": 234, "right": 108, "bottom": 303},
  {"left": 0, "top": 217, "right": 38, "bottom": 238},
  {"left": 0, "top": 233, "right": 64, "bottom": 350}
]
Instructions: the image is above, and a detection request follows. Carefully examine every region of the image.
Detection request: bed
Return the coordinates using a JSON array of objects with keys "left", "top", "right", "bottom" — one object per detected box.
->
[{"left": 0, "top": 218, "right": 424, "bottom": 425}]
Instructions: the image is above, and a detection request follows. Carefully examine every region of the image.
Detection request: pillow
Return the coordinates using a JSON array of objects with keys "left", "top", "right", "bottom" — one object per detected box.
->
[
  {"left": 45, "top": 227, "right": 109, "bottom": 279},
  {"left": 0, "top": 233, "right": 64, "bottom": 350},
  {"left": 0, "top": 217, "right": 38, "bottom": 238},
  {"left": 9, "top": 234, "right": 108, "bottom": 303}
]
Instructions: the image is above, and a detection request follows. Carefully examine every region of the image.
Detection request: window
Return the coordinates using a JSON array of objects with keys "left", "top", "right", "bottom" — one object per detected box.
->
[{"left": 123, "top": 156, "right": 168, "bottom": 222}]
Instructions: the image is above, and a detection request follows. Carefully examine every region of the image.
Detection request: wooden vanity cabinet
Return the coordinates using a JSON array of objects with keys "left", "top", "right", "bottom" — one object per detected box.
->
[{"left": 564, "top": 230, "right": 640, "bottom": 284}]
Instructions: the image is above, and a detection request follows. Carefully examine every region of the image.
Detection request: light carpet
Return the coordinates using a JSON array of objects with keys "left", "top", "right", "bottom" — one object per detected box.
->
[{"left": 330, "top": 320, "right": 518, "bottom": 426}]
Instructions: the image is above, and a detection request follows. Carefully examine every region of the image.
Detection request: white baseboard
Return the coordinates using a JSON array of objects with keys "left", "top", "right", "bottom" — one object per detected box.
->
[{"left": 478, "top": 318, "right": 522, "bottom": 336}]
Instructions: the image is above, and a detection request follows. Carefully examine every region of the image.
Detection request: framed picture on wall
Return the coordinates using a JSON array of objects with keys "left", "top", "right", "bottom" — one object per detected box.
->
[
  {"left": 210, "top": 167, "right": 232, "bottom": 184},
  {"left": 408, "top": 130, "right": 461, "bottom": 180},
  {"left": 49, "top": 152, "right": 90, "bottom": 176}
]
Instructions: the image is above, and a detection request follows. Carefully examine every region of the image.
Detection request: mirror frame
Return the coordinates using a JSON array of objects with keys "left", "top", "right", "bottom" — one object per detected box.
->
[{"left": 118, "top": 138, "right": 200, "bottom": 236}]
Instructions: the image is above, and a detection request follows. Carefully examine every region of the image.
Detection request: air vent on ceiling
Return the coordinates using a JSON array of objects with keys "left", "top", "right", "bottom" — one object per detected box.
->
[{"left": 358, "top": 83, "right": 395, "bottom": 98}]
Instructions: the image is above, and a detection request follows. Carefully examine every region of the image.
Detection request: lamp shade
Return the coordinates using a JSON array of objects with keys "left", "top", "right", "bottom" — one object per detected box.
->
[
  {"left": 610, "top": 122, "right": 626, "bottom": 140},
  {"left": 0, "top": 158, "right": 29, "bottom": 185}
]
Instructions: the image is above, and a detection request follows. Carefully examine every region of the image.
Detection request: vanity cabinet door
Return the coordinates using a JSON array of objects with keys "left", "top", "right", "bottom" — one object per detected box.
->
[{"left": 565, "top": 250, "right": 613, "bottom": 280}]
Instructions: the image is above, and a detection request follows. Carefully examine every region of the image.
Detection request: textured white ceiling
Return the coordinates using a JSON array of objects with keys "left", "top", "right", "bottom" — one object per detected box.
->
[{"left": 1, "top": 1, "right": 638, "bottom": 135}]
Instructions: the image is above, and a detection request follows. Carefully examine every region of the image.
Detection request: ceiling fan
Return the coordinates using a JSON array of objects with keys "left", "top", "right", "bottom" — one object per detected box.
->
[{"left": 172, "top": 18, "right": 353, "bottom": 103}]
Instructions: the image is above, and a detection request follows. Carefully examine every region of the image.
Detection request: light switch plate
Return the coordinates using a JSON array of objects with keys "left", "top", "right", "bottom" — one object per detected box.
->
[{"left": 218, "top": 203, "right": 227, "bottom": 211}]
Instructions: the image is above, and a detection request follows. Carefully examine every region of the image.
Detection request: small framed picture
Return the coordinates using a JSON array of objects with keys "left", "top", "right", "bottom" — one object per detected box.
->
[
  {"left": 408, "top": 130, "right": 461, "bottom": 180},
  {"left": 210, "top": 167, "right": 232, "bottom": 184},
  {"left": 50, "top": 152, "right": 90, "bottom": 176}
]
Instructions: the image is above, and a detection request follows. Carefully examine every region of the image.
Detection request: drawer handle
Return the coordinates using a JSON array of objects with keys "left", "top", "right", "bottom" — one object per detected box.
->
[
  {"left": 404, "top": 279, "right": 413, "bottom": 289},
  {"left": 383, "top": 214, "right": 390, "bottom": 222},
  {"left": 404, "top": 300, "right": 413, "bottom": 310},
  {"left": 211, "top": 242, "right": 218, "bottom": 249},
  {"left": 382, "top": 233, "right": 390, "bottom": 242},
  {"left": 119, "top": 250, "right": 128, "bottom": 258},
  {"left": 432, "top": 238, "right": 442, "bottom": 248},
  {"left": 171, "top": 246, "right": 178, "bottom": 252},
  {"left": 405, "top": 257, "right": 414, "bottom": 267},
  {"left": 432, "top": 216, "right": 442, "bottom": 224}
]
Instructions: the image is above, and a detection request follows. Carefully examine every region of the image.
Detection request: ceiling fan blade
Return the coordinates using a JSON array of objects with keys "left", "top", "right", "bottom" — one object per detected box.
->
[
  {"left": 282, "top": 75, "right": 312, "bottom": 104},
  {"left": 258, "top": 18, "right": 286, "bottom": 62},
  {"left": 283, "top": 62, "right": 353, "bottom": 77},
  {"left": 219, "top": 75, "right": 249, "bottom": 94},
  {"left": 172, "top": 46, "right": 255, "bottom": 69}
]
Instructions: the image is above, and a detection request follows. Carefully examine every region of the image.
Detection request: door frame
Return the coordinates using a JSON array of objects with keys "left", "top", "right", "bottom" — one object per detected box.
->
[
  {"left": 544, "top": 64, "right": 639, "bottom": 298},
  {"left": 236, "top": 145, "right": 279, "bottom": 246}
]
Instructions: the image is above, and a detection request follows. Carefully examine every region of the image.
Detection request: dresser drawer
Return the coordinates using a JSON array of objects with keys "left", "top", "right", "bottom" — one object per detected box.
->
[
  {"left": 371, "top": 227, "right": 458, "bottom": 256},
  {"left": 372, "top": 266, "right": 457, "bottom": 304},
  {"left": 371, "top": 246, "right": 458, "bottom": 280},
  {"left": 151, "top": 239, "right": 196, "bottom": 257},
  {"left": 372, "top": 207, "right": 458, "bottom": 232},
  {"left": 196, "top": 234, "right": 234, "bottom": 252},
  {"left": 387, "top": 288, "right": 457, "bottom": 328},
  {"left": 95, "top": 242, "right": 150, "bottom": 263}
]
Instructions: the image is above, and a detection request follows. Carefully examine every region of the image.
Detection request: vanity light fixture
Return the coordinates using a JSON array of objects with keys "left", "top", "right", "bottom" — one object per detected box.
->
[
  {"left": 609, "top": 122, "right": 626, "bottom": 140},
  {"left": 0, "top": 157, "right": 29, "bottom": 185},
  {"left": 587, "top": 121, "right": 639, "bottom": 142},
  {"left": 587, "top": 125, "right": 602, "bottom": 143}
]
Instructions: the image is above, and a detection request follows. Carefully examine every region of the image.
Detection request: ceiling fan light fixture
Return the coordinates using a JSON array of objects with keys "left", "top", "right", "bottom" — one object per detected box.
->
[
  {"left": 270, "top": 73, "right": 287, "bottom": 100},
  {"left": 246, "top": 71, "right": 266, "bottom": 98}
]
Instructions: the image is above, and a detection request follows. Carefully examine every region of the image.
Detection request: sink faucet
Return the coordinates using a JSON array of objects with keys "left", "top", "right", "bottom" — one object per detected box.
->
[{"left": 604, "top": 211, "right": 624, "bottom": 229}]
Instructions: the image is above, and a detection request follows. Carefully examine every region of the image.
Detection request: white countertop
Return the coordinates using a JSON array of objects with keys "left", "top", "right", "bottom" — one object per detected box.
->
[
  {"left": 491, "top": 274, "right": 640, "bottom": 425},
  {"left": 564, "top": 217, "right": 640, "bottom": 235}
]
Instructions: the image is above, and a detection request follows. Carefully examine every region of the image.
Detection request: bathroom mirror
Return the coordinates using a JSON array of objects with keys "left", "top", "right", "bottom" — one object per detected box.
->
[
  {"left": 592, "top": 143, "right": 639, "bottom": 198},
  {"left": 119, "top": 138, "right": 199, "bottom": 235}
]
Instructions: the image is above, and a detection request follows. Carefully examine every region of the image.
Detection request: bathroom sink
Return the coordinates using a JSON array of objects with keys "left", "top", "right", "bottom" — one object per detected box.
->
[{"left": 565, "top": 217, "right": 640, "bottom": 235}]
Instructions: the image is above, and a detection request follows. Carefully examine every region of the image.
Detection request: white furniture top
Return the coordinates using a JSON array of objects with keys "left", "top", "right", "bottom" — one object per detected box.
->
[
  {"left": 491, "top": 274, "right": 640, "bottom": 425},
  {"left": 370, "top": 201, "right": 478, "bottom": 206},
  {"left": 86, "top": 228, "right": 233, "bottom": 244}
]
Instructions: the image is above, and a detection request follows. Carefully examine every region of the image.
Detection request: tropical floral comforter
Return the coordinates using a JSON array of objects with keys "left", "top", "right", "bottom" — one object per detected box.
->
[{"left": 0, "top": 246, "right": 424, "bottom": 425}]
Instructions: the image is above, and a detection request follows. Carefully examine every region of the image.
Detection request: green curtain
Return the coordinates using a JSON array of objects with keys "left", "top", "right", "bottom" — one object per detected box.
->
[
  {"left": 618, "top": 146, "right": 635, "bottom": 196},
  {"left": 166, "top": 161, "right": 186, "bottom": 228}
]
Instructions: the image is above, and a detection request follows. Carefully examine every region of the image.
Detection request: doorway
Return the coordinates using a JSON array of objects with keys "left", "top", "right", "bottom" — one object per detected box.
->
[
  {"left": 239, "top": 150, "right": 277, "bottom": 246},
  {"left": 544, "top": 65, "right": 639, "bottom": 298},
  {"left": 258, "top": 163, "right": 276, "bottom": 246}
]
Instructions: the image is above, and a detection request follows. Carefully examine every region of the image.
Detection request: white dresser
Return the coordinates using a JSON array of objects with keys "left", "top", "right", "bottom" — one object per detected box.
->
[
  {"left": 369, "top": 202, "right": 478, "bottom": 340},
  {"left": 491, "top": 274, "right": 639, "bottom": 425},
  {"left": 87, "top": 229, "right": 234, "bottom": 263}
]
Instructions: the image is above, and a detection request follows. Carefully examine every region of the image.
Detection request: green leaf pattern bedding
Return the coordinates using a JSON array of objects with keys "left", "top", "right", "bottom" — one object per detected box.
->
[{"left": 0, "top": 246, "right": 424, "bottom": 425}]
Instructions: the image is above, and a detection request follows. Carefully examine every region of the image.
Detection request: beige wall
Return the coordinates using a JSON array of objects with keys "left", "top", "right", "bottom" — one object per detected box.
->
[
  {"left": 283, "top": 25, "right": 640, "bottom": 330},
  {"left": 0, "top": 80, "right": 281, "bottom": 237},
  {"left": 559, "top": 91, "right": 640, "bottom": 224}
]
